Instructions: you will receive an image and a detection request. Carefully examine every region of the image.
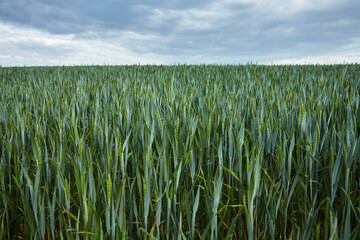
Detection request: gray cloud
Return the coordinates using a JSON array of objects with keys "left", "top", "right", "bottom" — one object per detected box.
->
[
  {"left": 0, "top": 0, "right": 359, "bottom": 66},
  {"left": 0, "top": 0, "right": 97, "bottom": 33}
]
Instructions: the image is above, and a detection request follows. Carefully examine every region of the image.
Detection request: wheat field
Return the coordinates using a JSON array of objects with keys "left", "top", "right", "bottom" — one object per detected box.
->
[{"left": 0, "top": 64, "right": 359, "bottom": 239}]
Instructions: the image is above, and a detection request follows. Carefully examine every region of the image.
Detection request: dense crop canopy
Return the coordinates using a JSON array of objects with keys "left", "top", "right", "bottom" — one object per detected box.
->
[{"left": 0, "top": 64, "right": 360, "bottom": 239}]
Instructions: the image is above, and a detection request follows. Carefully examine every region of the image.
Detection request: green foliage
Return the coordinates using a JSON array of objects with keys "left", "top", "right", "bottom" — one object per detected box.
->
[{"left": 0, "top": 64, "right": 360, "bottom": 239}]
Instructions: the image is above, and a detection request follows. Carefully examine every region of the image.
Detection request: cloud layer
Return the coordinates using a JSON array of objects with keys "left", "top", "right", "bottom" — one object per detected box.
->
[{"left": 1, "top": 0, "right": 359, "bottom": 66}]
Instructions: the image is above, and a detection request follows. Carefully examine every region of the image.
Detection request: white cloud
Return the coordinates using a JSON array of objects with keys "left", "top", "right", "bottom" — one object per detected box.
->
[
  {"left": 139, "top": 0, "right": 348, "bottom": 32},
  {"left": 270, "top": 38, "right": 360, "bottom": 64},
  {"left": 223, "top": 0, "right": 345, "bottom": 14},
  {"left": 139, "top": 3, "right": 234, "bottom": 32},
  {"left": 0, "top": 23, "right": 170, "bottom": 66},
  {"left": 1, "top": 0, "right": 359, "bottom": 68}
]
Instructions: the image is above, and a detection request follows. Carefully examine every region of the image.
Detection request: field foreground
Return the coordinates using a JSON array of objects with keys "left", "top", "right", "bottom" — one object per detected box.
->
[{"left": 0, "top": 64, "right": 360, "bottom": 239}]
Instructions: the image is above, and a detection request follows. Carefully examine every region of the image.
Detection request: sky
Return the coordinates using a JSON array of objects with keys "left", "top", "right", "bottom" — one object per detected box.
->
[{"left": 0, "top": 0, "right": 359, "bottom": 66}]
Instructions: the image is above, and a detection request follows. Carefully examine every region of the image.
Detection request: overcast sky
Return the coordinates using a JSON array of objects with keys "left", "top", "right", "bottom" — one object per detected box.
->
[{"left": 1, "top": 0, "right": 359, "bottom": 66}]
